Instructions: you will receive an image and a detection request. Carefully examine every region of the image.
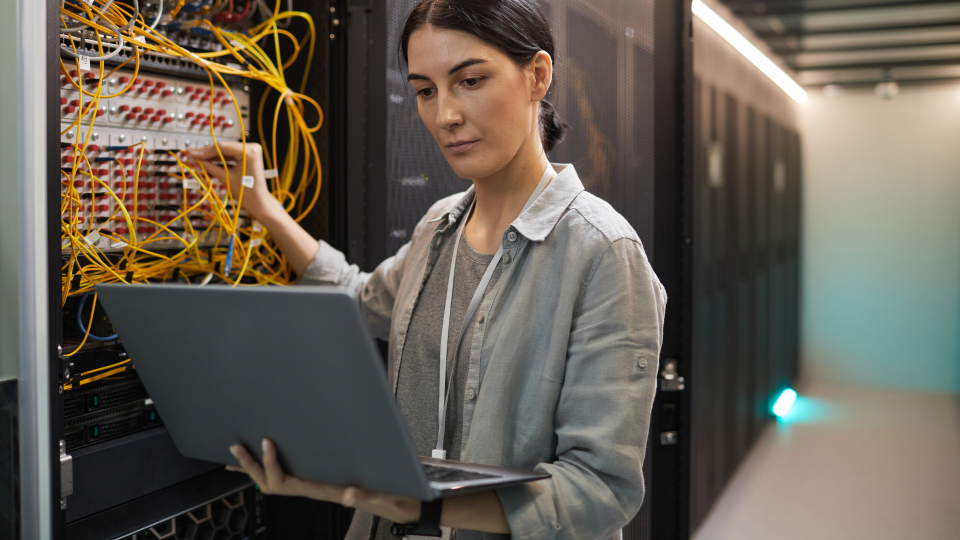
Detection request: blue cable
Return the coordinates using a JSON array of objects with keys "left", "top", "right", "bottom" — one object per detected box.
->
[
  {"left": 77, "top": 292, "right": 119, "bottom": 342},
  {"left": 224, "top": 235, "right": 235, "bottom": 276}
]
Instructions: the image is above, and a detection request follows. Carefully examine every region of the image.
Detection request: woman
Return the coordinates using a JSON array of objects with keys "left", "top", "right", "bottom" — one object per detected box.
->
[{"left": 185, "top": 1, "right": 665, "bottom": 538}]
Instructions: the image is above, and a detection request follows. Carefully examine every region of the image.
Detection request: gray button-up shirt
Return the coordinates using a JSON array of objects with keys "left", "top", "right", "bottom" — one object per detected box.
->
[{"left": 302, "top": 164, "right": 666, "bottom": 540}]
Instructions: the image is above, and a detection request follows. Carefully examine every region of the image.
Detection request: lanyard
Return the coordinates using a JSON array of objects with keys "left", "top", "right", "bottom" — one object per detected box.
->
[{"left": 432, "top": 164, "right": 556, "bottom": 459}]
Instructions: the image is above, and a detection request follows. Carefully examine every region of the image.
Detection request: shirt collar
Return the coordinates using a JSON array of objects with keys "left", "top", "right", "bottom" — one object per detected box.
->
[
  {"left": 430, "top": 163, "right": 584, "bottom": 242},
  {"left": 512, "top": 163, "right": 583, "bottom": 242}
]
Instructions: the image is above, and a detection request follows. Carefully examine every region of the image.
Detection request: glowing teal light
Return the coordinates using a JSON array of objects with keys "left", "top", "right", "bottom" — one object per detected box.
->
[{"left": 773, "top": 388, "right": 798, "bottom": 418}]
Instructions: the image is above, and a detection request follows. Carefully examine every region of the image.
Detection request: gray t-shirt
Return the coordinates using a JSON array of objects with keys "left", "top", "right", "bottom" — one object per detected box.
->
[{"left": 373, "top": 229, "right": 502, "bottom": 539}]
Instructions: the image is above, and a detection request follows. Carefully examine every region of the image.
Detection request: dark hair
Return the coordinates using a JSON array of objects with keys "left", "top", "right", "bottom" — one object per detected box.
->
[{"left": 400, "top": 0, "right": 569, "bottom": 152}]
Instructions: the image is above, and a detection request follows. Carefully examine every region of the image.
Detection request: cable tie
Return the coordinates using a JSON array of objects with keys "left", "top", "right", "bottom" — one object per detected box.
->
[
  {"left": 186, "top": 51, "right": 211, "bottom": 68},
  {"left": 280, "top": 88, "right": 295, "bottom": 106}
]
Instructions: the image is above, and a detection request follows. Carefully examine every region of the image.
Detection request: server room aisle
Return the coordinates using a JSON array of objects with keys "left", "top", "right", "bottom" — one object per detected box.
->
[{"left": 692, "top": 383, "right": 960, "bottom": 540}]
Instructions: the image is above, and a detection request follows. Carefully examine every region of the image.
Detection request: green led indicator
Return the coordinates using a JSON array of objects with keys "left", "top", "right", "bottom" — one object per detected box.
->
[{"left": 92, "top": 395, "right": 99, "bottom": 407}]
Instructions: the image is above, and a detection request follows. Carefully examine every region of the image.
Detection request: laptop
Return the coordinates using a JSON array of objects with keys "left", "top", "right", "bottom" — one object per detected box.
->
[{"left": 95, "top": 284, "right": 549, "bottom": 500}]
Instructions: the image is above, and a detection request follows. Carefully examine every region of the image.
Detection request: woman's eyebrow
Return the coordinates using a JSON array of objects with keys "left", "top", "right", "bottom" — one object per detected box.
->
[{"left": 407, "top": 58, "right": 487, "bottom": 82}]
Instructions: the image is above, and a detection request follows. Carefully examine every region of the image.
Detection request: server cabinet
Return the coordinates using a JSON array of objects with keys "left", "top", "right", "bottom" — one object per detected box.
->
[{"left": 42, "top": 1, "right": 345, "bottom": 538}]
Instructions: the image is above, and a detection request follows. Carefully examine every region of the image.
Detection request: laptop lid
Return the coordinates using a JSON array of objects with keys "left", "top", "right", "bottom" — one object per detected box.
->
[{"left": 95, "top": 284, "right": 435, "bottom": 500}]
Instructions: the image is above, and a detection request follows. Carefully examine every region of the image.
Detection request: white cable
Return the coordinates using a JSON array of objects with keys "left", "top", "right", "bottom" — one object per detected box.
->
[{"left": 149, "top": 0, "right": 163, "bottom": 30}]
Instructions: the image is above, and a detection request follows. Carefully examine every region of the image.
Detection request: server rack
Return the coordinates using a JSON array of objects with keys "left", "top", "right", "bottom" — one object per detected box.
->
[
  {"left": 41, "top": 1, "right": 346, "bottom": 538},
  {"left": 688, "top": 76, "right": 802, "bottom": 532}
]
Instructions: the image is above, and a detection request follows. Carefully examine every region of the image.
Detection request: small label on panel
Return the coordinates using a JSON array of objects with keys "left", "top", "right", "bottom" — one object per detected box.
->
[
  {"left": 249, "top": 238, "right": 262, "bottom": 247},
  {"left": 252, "top": 220, "right": 262, "bottom": 232},
  {"left": 111, "top": 241, "right": 128, "bottom": 249},
  {"left": 241, "top": 176, "right": 255, "bottom": 188},
  {"left": 263, "top": 168, "right": 278, "bottom": 179},
  {"left": 84, "top": 231, "right": 101, "bottom": 246},
  {"left": 78, "top": 55, "right": 91, "bottom": 71},
  {"left": 183, "top": 178, "right": 201, "bottom": 190}
]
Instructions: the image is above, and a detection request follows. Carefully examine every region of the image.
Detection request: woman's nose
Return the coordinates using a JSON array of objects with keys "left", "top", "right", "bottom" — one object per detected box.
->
[{"left": 435, "top": 92, "right": 463, "bottom": 130}]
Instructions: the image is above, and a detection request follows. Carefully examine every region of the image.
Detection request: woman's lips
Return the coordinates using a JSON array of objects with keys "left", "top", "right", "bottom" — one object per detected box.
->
[{"left": 446, "top": 140, "right": 478, "bottom": 155}]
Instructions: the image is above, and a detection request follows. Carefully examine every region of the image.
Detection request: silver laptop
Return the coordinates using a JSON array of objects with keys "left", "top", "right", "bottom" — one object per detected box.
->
[{"left": 95, "top": 284, "right": 549, "bottom": 500}]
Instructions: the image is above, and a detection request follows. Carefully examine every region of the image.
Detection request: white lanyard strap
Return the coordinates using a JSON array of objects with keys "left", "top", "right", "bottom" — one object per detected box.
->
[{"left": 434, "top": 164, "right": 556, "bottom": 457}]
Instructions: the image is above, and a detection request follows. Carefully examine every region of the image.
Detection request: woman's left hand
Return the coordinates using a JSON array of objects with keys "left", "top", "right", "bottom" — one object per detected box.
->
[{"left": 228, "top": 439, "right": 424, "bottom": 525}]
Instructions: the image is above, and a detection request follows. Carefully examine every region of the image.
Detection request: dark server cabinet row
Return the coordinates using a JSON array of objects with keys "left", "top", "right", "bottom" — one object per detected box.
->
[{"left": 688, "top": 78, "right": 801, "bottom": 531}]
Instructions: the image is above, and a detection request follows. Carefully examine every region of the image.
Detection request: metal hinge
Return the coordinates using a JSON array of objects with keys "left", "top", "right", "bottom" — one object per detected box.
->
[
  {"left": 659, "top": 360, "right": 685, "bottom": 392},
  {"left": 60, "top": 440, "right": 73, "bottom": 510}
]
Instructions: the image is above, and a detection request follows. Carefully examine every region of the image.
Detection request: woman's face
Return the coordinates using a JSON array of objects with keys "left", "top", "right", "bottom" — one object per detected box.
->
[{"left": 406, "top": 26, "right": 549, "bottom": 181}]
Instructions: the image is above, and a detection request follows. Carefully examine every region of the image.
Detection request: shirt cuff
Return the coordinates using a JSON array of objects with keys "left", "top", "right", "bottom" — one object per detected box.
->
[
  {"left": 496, "top": 482, "right": 561, "bottom": 540},
  {"left": 299, "top": 240, "right": 347, "bottom": 285}
]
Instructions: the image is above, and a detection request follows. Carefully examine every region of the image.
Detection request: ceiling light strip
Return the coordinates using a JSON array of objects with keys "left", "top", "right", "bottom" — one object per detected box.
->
[{"left": 692, "top": 0, "right": 808, "bottom": 103}]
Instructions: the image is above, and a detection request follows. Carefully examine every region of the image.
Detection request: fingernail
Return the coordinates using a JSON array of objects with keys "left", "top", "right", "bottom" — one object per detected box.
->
[
  {"left": 262, "top": 439, "right": 268, "bottom": 453},
  {"left": 229, "top": 445, "right": 240, "bottom": 458}
]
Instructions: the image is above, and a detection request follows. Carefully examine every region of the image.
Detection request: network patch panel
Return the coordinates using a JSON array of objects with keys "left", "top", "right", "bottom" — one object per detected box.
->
[
  {"left": 59, "top": 68, "right": 248, "bottom": 137},
  {"left": 60, "top": 68, "right": 251, "bottom": 253}
]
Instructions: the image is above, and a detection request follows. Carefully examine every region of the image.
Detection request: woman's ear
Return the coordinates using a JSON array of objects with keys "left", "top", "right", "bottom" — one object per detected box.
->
[{"left": 529, "top": 50, "right": 553, "bottom": 103}]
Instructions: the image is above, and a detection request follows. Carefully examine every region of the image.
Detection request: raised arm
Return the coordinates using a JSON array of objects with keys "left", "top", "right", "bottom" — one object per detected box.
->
[{"left": 185, "top": 142, "right": 422, "bottom": 341}]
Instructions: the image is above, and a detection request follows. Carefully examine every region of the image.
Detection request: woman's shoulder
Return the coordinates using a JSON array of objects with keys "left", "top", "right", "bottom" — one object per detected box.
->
[{"left": 561, "top": 190, "right": 643, "bottom": 248}]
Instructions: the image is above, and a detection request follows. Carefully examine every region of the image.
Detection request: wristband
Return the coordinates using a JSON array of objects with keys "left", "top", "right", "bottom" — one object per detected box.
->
[{"left": 390, "top": 498, "right": 443, "bottom": 537}]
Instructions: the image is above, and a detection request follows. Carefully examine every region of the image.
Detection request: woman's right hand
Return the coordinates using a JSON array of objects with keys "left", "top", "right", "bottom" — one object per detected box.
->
[
  {"left": 184, "top": 141, "right": 320, "bottom": 276},
  {"left": 183, "top": 141, "right": 274, "bottom": 220}
]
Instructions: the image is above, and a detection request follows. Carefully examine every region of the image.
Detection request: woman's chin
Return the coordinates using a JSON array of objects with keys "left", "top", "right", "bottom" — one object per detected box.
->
[{"left": 443, "top": 152, "right": 502, "bottom": 182}]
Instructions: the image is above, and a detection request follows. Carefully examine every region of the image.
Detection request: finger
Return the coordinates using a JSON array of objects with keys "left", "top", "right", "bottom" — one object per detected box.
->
[
  {"left": 341, "top": 486, "right": 359, "bottom": 507},
  {"left": 184, "top": 142, "right": 240, "bottom": 161},
  {"left": 261, "top": 439, "right": 286, "bottom": 487},
  {"left": 231, "top": 444, "right": 268, "bottom": 487},
  {"left": 195, "top": 160, "right": 228, "bottom": 182},
  {"left": 225, "top": 465, "right": 243, "bottom": 472}
]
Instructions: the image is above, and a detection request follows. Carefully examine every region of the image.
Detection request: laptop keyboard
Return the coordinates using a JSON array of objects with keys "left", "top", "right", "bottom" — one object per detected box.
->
[{"left": 423, "top": 464, "right": 501, "bottom": 483}]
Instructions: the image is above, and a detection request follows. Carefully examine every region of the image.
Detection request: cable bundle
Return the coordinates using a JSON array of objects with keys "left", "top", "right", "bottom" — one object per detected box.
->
[{"left": 59, "top": 0, "right": 322, "bottom": 353}]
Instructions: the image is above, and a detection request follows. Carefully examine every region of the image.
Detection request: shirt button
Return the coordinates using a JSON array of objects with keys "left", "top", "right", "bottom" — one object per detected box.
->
[
  {"left": 477, "top": 313, "right": 485, "bottom": 324},
  {"left": 502, "top": 253, "right": 510, "bottom": 264},
  {"left": 507, "top": 232, "right": 517, "bottom": 242},
  {"left": 638, "top": 356, "right": 648, "bottom": 368},
  {"left": 465, "top": 389, "right": 476, "bottom": 400}
]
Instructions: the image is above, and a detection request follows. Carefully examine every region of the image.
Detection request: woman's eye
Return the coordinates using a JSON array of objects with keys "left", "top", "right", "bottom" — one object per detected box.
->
[
  {"left": 463, "top": 78, "right": 482, "bottom": 88},
  {"left": 417, "top": 88, "right": 434, "bottom": 98}
]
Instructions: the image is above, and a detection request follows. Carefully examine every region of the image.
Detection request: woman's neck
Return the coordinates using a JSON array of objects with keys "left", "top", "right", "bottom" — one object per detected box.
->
[{"left": 465, "top": 137, "right": 552, "bottom": 255}]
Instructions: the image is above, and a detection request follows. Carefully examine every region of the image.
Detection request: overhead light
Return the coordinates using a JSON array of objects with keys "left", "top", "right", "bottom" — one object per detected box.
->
[
  {"left": 875, "top": 81, "right": 900, "bottom": 100},
  {"left": 822, "top": 84, "right": 842, "bottom": 98},
  {"left": 692, "top": 0, "right": 808, "bottom": 103},
  {"left": 773, "top": 388, "right": 798, "bottom": 418}
]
